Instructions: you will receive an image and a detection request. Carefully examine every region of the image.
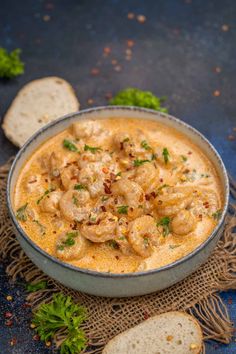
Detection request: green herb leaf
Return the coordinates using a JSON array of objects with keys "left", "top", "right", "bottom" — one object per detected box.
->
[
  {"left": 16, "top": 203, "right": 28, "bottom": 221},
  {"left": 74, "top": 184, "right": 87, "bottom": 190},
  {"left": 162, "top": 148, "right": 170, "bottom": 164},
  {"left": 0, "top": 48, "right": 24, "bottom": 79},
  {"left": 123, "top": 137, "right": 130, "bottom": 143},
  {"left": 169, "top": 244, "right": 181, "bottom": 249},
  {"left": 181, "top": 155, "right": 187, "bottom": 162},
  {"left": 108, "top": 240, "right": 119, "bottom": 249},
  {"left": 141, "top": 140, "right": 151, "bottom": 151},
  {"left": 157, "top": 184, "right": 169, "bottom": 193},
  {"left": 116, "top": 171, "right": 122, "bottom": 177},
  {"left": 36, "top": 188, "right": 54, "bottom": 205},
  {"left": 117, "top": 205, "right": 129, "bottom": 214},
  {"left": 26, "top": 281, "right": 47, "bottom": 293},
  {"left": 109, "top": 88, "right": 168, "bottom": 112},
  {"left": 32, "top": 293, "right": 87, "bottom": 353},
  {"left": 156, "top": 216, "right": 171, "bottom": 236},
  {"left": 33, "top": 220, "right": 46, "bottom": 236},
  {"left": 133, "top": 159, "right": 150, "bottom": 167},
  {"left": 63, "top": 139, "right": 79, "bottom": 152},
  {"left": 72, "top": 195, "right": 79, "bottom": 206},
  {"left": 212, "top": 209, "right": 222, "bottom": 221},
  {"left": 84, "top": 144, "right": 102, "bottom": 154}
]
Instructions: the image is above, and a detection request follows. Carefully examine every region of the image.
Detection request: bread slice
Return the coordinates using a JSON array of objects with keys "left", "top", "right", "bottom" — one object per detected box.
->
[
  {"left": 102, "top": 311, "right": 203, "bottom": 354},
  {"left": 2, "top": 76, "right": 79, "bottom": 147}
]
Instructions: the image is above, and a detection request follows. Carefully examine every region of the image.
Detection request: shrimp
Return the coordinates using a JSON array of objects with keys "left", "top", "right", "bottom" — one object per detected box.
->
[
  {"left": 59, "top": 189, "right": 91, "bottom": 222},
  {"left": 25, "top": 175, "right": 44, "bottom": 194},
  {"left": 154, "top": 187, "right": 193, "bottom": 216},
  {"left": 111, "top": 178, "right": 145, "bottom": 219},
  {"left": 72, "top": 120, "right": 103, "bottom": 139},
  {"left": 128, "top": 215, "right": 159, "bottom": 257},
  {"left": 114, "top": 132, "right": 149, "bottom": 158},
  {"left": 80, "top": 212, "right": 118, "bottom": 242},
  {"left": 78, "top": 151, "right": 112, "bottom": 169},
  {"left": 190, "top": 187, "right": 220, "bottom": 216},
  {"left": 133, "top": 163, "right": 160, "bottom": 192},
  {"left": 115, "top": 217, "right": 133, "bottom": 255},
  {"left": 49, "top": 151, "right": 68, "bottom": 177},
  {"left": 56, "top": 231, "right": 88, "bottom": 261},
  {"left": 40, "top": 191, "right": 63, "bottom": 214},
  {"left": 172, "top": 209, "right": 196, "bottom": 235},
  {"left": 61, "top": 164, "right": 80, "bottom": 190}
]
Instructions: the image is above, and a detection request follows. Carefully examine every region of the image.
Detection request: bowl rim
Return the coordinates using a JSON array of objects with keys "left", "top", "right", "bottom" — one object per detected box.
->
[{"left": 7, "top": 105, "right": 230, "bottom": 279}]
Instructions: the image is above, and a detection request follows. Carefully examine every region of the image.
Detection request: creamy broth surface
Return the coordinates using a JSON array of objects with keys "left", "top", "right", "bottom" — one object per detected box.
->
[{"left": 14, "top": 118, "right": 223, "bottom": 273}]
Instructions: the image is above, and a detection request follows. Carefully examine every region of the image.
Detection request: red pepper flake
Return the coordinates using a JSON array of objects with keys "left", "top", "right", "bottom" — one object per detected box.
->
[
  {"left": 137, "top": 14, "right": 146, "bottom": 23},
  {"left": 143, "top": 310, "right": 150, "bottom": 320},
  {"left": 111, "top": 59, "right": 118, "bottom": 65},
  {"left": 103, "top": 182, "right": 112, "bottom": 194},
  {"left": 187, "top": 151, "right": 192, "bottom": 155},
  {"left": 9, "top": 337, "right": 17, "bottom": 346},
  {"left": 127, "top": 39, "right": 135, "bottom": 48},
  {"left": 213, "top": 90, "right": 221, "bottom": 97},
  {"left": 228, "top": 297, "right": 233, "bottom": 305},
  {"left": 228, "top": 135, "right": 235, "bottom": 141},
  {"left": 101, "top": 205, "right": 106, "bottom": 212},
  {"left": 125, "top": 48, "right": 132, "bottom": 56},
  {"left": 5, "top": 319, "right": 13, "bottom": 327},
  {"left": 102, "top": 167, "right": 109, "bottom": 174},
  {"left": 103, "top": 47, "right": 111, "bottom": 55},
  {"left": 22, "top": 302, "right": 31, "bottom": 308},
  {"left": 114, "top": 65, "right": 122, "bottom": 72},
  {"left": 115, "top": 255, "right": 120, "bottom": 260},
  {"left": 214, "top": 66, "right": 222, "bottom": 73},
  {"left": 87, "top": 98, "right": 94, "bottom": 105},
  {"left": 127, "top": 12, "right": 135, "bottom": 20},
  {"left": 105, "top": 92, "right": 113, "bottom": 100},
  {"left": 33, "top": 334, "right": 40, "bottom": 341},
  {"left": 159, "top": 178, "right": 163, "bottom": 182},
  {"left": 221, "top": 24, "right": 229, "bottom": 32},
  {"left": 90, "top": 68, "right": 100, "bottom": 76},
  {"left": 4, "top": 311, "right": 13, "bottom": 319},
  {"left": 45, "top": 3, "right": 54, "bottom": 10}
]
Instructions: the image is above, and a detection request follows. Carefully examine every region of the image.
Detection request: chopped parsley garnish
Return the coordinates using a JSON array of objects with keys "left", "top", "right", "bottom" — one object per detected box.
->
[
  {"left": 74, "top": 184, "right": 87, "bottom": 191},
  {"left": 109, "top": 88, "right": 168, "bottom": 113},
  {"left": 26, "top": 281, "right": 47, "bottom": 293},
  {"left": 181, "top": 155, "right": 187, "bottom": 162},
  {"left": 84, "top": 144, "right": 102, "bottom": 154},
  {"left": 63, "top": 139, "right": 79, "bottom": 152},
  {"left": 108, "top": 240, "right": 119, "bottom": 249},
  {"left": 133, "top": 159, "right": 150, "bottom": 167},
  {"left": 141, "top": 140, "right": 151, "bottom": 151},
  {"left": 156, "top": 216, "right": 171, "bottom": 236},
  {"left": 101, "top": 195, "right": 109, "bottom": 202},
  {"left": 32, "top": 293, "right": 87, "bottom": 353},
  {"left": 123, "top": 137, "right": 130, "bottom": 143},
  {"left": 162, "top": 147, "right": 170, "bottom": 164},
  {"left": 169, "top": 244, "right": 181, "bottom": 249},
  {"left": 143, "top": 237, "right": 149, "bottom": 245},
  {"left": 212, "top": 209, "right": 222, "bottom": 221},
  {"left": 117, "top": 205, "right": 129, "bottom": 214},
  {"left": 157, "top": 184, "right": 169, "bottom": 193},
  {"left": 151, "top": 153, "right": 157, "bottom": 160},
  {"left": 0, "top": 47, "right": 24, "bottom": 79},
  {"left": 116, "top": 171, "right": 122, "bottom": 177},
  {"left": 33, "top": 220, "right": 46, "bottom": 236},
  {"left": 72, "top": 195, "right": 79, "bottom": 206},
  {"left": 36, "top": 188, "right": 54, "bottom": 205},
  {"left": 16, "top": 203, "right": 28, "bottom": 221},
  {"left": 58, "top": 232, "right": 78, "bottom": 250}
]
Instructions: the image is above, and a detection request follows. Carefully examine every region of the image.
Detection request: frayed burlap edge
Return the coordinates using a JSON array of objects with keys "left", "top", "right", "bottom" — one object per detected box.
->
[{"left": 0, "top": 158, "right": 235, "bottom": 354}]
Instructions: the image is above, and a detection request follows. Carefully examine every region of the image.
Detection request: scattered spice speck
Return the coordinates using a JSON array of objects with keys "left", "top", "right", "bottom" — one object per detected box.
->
[
  {"left": 127, "top": 12, "right": 135, "bottom": 20},
  {"left": 46, "top": 341, "right": 52, "bottom": 347},
  {"left": 114, "top": 65, "right": 122, "bottom": 72},
  {"left": 9, "top": 338, "right": 17, "bottom": 346},
  {"left": 105, "top": 92, "right": 112, "bottom": 100},
  {"left": 4, "top": 311, "right": 13, "bottom": 318},
  {"left": 30, "top": 323, "right": 36, "bottom": 329},
  {"left": 43, "top": 14, "right": 51, "bottom": 22},
  {"left": 6, "top": 295, "right": 13, "bottom": 301},
  {"left": 45, "top": 3, "right": 54, "bottom": 10},
  {"left": 5, "top": 319, "right": 13, "bottom": 327},
  {"left": 33, "top": 334, "right": 40, "bottom": 341},
  {"left": 214, "top": 66, "right": 222, "bottom": 73},
  {"left": 213, "top": 90, "right": 221, "bottom": 97},
  {"left": 90, "top": 68, "right": 100, "bottom": 76},
  {"left": 228, "top": 297, "right": 233, "bottom": 305},
  {"left": 137, "top": 14, "right": 146, "bottom": 23},
  {"left": 87, "top": 98, "right": 94, "bottom": 105},
  {"left": 228, "top": 135, "right": 235, "bottom": 141},
  {"left": 127, "top": 39, "right": 135, "bottom": 48},
  {"left": 233, "top": 127, "right": 236, "bottom": 132},
  {"left": 111, "top": 59, "right": 118, "bottom": 65},
  {"left": 103, "top": 47, "right": 111, "bottom": 55},
  {"left": 221, "top": 24, "right": 229, "bottom": 32},
  {"left": 125, "top": 48, "right": 132, "bottom": 55}
]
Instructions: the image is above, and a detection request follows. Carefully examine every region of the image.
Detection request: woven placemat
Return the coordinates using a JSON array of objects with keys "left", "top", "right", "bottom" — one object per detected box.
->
[{"left": 0, "top": 159, "right": 236, "bottom": 353}]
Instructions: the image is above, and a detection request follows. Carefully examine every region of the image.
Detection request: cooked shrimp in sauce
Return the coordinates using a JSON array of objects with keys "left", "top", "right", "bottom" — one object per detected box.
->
[{"left": 14, "top": 118, "right": 223, "bottom": 273}]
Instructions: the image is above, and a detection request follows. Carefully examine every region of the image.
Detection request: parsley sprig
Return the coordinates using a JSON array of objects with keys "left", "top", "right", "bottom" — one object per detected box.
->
[
  {"left": 63, "top": 139, "right": 79, "bottom": 152},
  {"left": 16, "top": 203, "right": 28, "bottom": 221},
  {"left": 117, "top": 205, "right": 129, "bottom": 214},
  {"left": 36, "top": 188, "right": 54, "bottom": 205},
  {"left": 162, "top": 148, "right": 170, "bottom": 164},
  {"left": 0, "top": 48, "right": 24, "bottom": 79},
  {"left": 32, "top": 293, "right": 87, "bottom": 354},
  {"left": 156, "top": 216, "right": 171, "bottom": 236},
  {"left": 84, "top": 144, "right": 102, "bottom": 154},
  {"left": 212, "top": 209, "right": 222, "bottom": 221},
  {"left": 141, "top": 140, "right": 151, "bottom": 151},
  {"left": 74, "top": 184, "right": 87, "bottom": 191},
  {"left": 26, "top": 281, "right": 47, "bottom": 293},
  {"left": 133, "top": 159, "right": 150, "bottom": 167}
]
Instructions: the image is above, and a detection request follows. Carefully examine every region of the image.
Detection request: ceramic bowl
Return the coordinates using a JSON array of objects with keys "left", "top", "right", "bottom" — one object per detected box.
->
[{"left": 7, "top": 106, "right": 229, "bottom": 297}]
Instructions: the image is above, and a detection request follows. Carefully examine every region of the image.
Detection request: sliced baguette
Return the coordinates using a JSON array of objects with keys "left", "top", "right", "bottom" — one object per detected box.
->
[
  {"left": 2, "top": 76, "right": 79, "bottom": 147},
  {"left": 102, "top": 311, "right": 203, "bottom": 354}
]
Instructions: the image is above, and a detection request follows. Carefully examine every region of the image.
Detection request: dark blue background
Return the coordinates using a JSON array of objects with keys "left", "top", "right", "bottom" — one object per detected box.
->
[{"left": 0, "top": 0, "right": 235, "bottom": 353}]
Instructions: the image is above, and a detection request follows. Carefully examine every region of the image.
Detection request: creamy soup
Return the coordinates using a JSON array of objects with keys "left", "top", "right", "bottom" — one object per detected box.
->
[{"left": 14, "top": 118, "right": 223, "bottom": 273}]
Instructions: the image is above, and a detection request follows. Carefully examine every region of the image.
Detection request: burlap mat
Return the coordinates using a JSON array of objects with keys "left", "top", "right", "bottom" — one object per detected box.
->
[{"left": 0, "top": 159, "right": 236, "bottom": 353}]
